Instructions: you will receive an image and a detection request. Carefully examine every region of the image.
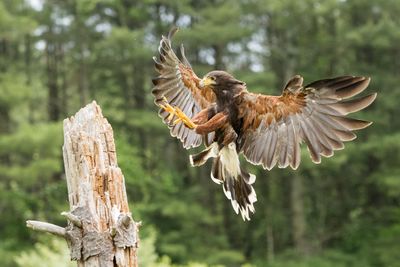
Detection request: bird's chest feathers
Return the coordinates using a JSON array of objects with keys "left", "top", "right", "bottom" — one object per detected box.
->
[
  {"left": 214, "top": 97, "right": 242, "bottom": 138},
  {"left": 213, "top": 84, "right": 246, "bottom": 137},
  {"left": 216, "top": 90, "right": 234, "bottom": 107}
]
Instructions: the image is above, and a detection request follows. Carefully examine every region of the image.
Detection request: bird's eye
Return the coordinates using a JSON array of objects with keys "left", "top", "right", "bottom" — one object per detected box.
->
[{"left": 210, "top": 76, "right": 216, "bottom": 81}]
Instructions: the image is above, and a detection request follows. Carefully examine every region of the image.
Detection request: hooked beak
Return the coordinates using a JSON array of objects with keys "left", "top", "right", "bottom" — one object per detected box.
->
[{"left": 199, "top": 76, "right": 216, "bottom": 88}]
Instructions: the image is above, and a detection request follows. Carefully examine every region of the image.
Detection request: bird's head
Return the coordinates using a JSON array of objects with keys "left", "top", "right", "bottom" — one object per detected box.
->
[{"left": 199, "top": 71, "right": 245, "bottom": 95}]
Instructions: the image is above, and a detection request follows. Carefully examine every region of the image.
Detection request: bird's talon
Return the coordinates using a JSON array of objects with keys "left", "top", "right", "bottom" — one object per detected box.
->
[
  {"left": 158, "top": 97, "right": 197, "bottom": 129},
  {"left": 167, "top": 112, "right": 175, "bottom": 122},
  {"left": 173, "top": 118, "right": 182, "bottom": 125}
]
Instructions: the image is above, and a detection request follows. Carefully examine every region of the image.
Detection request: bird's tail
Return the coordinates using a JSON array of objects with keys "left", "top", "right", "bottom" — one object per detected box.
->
[{"left": 190, "top": 142, "right": 257, "bottom": 221}]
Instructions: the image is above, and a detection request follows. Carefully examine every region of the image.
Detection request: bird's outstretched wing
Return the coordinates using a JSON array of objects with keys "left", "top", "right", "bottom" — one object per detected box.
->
[
  {"left": 152, "top": 27, "right": 216, "bottom": 149},
  {"left": 237, "top": 75, "right": 376, "bottom": 170}
]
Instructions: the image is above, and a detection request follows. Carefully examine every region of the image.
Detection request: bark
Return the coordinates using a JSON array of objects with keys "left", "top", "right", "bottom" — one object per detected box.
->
[{"left": 27, "top": 102, "right": 140, "bottom": 266}]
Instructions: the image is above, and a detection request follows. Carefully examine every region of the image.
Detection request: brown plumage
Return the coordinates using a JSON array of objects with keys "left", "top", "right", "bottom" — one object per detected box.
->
[{"left": 152, "top": 28, "right": 377, "bottom": 221}]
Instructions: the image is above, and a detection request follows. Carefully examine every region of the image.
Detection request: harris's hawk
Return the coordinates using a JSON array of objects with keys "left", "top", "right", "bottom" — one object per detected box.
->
[{"left": 152, "top": 28, "right": 377, "bottom": 221}]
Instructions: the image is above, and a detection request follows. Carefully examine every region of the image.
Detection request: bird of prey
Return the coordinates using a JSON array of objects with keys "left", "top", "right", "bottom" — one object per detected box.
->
[{"left": 152, "top": 28, "right": 377, "bottom": 221}]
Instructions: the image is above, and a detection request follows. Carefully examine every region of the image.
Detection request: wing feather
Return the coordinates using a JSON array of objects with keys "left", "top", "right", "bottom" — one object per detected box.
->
[
  {"left": 331, "top": 116, "right": 372, "bottom": 130},
  {"left": 152, "top": 28, "right": 216, "bottom": 148},
  {"left": 329, "top": 93, "right": 377, "bottom": 115},
  {"left": 239, "top": 75, "right": 376, "bottom": 169},
  {"left": 266, "top": 123, "right": 278, "bottom": 169},
  {"left": 277, "top": 121, "right": 289, "bottom": 168}
]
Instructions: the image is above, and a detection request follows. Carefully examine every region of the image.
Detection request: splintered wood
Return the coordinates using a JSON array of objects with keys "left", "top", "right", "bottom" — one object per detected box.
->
[
  {"left": 62, "top": 101, "right": 139, "bottom": 267},
  {"left": 27, "top": 101, "right": 139, "bottom": 267}
]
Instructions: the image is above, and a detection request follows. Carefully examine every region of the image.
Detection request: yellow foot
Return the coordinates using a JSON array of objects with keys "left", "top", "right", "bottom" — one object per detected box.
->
[{"left": 159, "top": 97, "right": 197, "bottom": 129}]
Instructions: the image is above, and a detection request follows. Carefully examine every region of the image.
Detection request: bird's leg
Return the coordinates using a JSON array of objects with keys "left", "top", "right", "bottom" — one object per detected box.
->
[
  {"left": 192, "top": 108, "right": 209, "bottom": 125},
  {"left": 194, "top": 112, "right": 228, "bottom": 135},
  {"left": 159, "top": 97, "right": 197, "bottom": 129}
]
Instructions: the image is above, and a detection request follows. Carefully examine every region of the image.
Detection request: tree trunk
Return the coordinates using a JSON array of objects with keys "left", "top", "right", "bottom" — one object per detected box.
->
[
  {"left": 266, "top": 176, "right": 275, "bottom": 262},
  {"left": 290, "top": 174, "right": 309, "bottom": 255},
  {"left": 213, "top": 44, "right": 224, "bottom": 70},
  {"left": 27, "top": 101, "right": 140, "bottom": 266},
  {"left": 46, "top": 25, "right": 60, "bottom": 121}
]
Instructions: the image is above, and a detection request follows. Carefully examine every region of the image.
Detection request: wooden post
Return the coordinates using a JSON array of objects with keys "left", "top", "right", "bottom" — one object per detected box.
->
[{"left": 27, "top": 101, "right": 140, "bottom": 266}]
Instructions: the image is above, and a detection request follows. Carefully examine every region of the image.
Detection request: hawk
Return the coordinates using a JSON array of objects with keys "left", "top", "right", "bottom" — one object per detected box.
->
[{"left": 152, "top": 28, "right": 376, "bottom": 221}]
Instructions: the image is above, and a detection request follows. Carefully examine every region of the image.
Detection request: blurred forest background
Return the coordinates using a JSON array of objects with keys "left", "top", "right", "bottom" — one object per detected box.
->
[{"left": 1, "top": 0, "right": 400, "bottom": 266}]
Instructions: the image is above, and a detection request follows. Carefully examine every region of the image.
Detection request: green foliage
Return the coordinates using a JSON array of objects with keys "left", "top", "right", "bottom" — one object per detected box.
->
[
  {"left": 0, "top": 0, "right": 400, "bottom": 266},
  {"left": 0, "top": 1, "right": 37, "bottom": 39},
  {"left": 260, "top": 250, "right": 370, "bottom": 267},
  {"left": 14, "top": 238, "right": 74, "bottom": 267}
]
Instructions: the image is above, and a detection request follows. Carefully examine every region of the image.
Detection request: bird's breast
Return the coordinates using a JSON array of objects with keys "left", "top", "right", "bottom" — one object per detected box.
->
[{"left": 212, "top": 99, "right": 243, "bottom": 150}]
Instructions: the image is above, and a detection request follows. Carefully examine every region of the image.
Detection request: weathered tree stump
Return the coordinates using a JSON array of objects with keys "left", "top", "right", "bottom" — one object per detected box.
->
[{"left": 27, "top": 101, "right": 140, "bottom": 267}]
